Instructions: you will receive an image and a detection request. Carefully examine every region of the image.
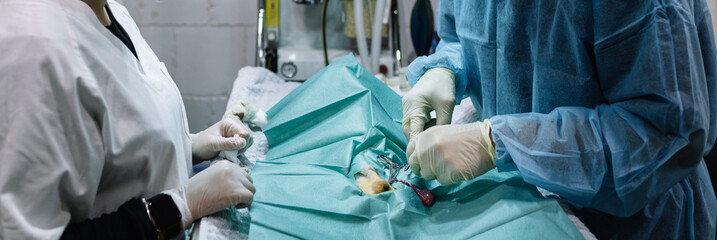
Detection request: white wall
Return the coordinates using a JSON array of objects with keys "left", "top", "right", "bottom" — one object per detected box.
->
[{"left": 121, "top": 0, "right": 258, "bottom": 133}]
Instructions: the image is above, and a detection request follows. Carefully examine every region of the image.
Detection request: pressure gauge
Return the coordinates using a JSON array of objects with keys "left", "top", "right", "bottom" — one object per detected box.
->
[{"left": 281, "top": 62, "right": 297, "bottom": 78}]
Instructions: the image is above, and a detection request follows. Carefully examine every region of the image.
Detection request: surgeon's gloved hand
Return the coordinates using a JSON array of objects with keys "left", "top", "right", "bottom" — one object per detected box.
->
[
  {"left": 407, "top": 120, "right": 496, "bottom": 185},
  {"left": 402, "top": 67, "right": 457, "bottom": 141},
  {"left": 164, "top": 160, "right": 255, "bottom": 229},
  {"left": 191, "top": 116, "right": 253, "bottom": 163}
]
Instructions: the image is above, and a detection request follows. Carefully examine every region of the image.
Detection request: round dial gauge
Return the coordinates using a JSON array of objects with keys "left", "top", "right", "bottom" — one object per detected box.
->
[{"left": 281, "top": 62, "right": 297, "bottom": 78}]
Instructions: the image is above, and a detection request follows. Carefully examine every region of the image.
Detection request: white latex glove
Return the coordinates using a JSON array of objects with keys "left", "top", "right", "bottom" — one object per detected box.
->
[
  {"left": 191, "top": 116, "right": 253, "bottom": 162},
  {"left": 220, "top": 101, "right": 267, "bottom": 163},
  {"left": 402, "top": 67, "right": 456, "bottom": 141},
  {"left": 406, "top": 120, "right": 496, "bottom": 185},
  {"left": 164, "top": 160, "right": 255, "bottom": 228}
]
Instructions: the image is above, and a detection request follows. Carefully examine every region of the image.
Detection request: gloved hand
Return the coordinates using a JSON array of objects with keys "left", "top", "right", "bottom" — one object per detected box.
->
[
  {"left": 223, "top": 100, "right": 269, "bottom": 128},
  {"left": 406, "top": 120, "right": 496, "bottom": 185},
  {"left": 191, "top": 116, "right": 253, "bottom": 162},
  {"left": 164, "top": 160, "right": 255, "bottom": 228},
  {"left": 402, "top": 67, "right": 457, "bottom": 141}
]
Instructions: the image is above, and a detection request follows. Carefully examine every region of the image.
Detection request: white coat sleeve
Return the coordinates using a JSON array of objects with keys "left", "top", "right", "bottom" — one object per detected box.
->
[{"left": 0, "top": 35, "right": 105, "bottom": 239}]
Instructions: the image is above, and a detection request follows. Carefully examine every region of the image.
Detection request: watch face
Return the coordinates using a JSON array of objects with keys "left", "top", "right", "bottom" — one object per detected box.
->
[{"left": 281, "top": 62, "right": 297, "bottom": 78}]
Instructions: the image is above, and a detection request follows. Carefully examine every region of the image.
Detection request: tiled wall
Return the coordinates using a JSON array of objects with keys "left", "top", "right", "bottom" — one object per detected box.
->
[{"left": 121, "top": 0, "right": 258, "bottom": 133}]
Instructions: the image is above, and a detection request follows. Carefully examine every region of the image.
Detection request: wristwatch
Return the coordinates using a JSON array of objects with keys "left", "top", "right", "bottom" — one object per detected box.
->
[{"left": 142, "top": 194, "right": 182, "bottom": 240}]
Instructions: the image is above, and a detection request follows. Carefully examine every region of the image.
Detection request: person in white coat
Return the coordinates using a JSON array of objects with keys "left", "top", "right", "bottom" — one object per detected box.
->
[{"left": 0, "top": 0, "right": 255, "bottom": 239}]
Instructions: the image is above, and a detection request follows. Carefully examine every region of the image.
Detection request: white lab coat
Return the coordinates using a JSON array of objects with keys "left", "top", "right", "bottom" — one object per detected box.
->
[{"left": 0, "top": 0, "right": 192, "bottom": 238}]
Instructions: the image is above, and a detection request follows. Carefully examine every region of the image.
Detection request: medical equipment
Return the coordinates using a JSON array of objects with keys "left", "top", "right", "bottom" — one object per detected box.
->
[
  {"left": 255, "top": 0, "right": 420, "bottom": 81},
  {"left": 376, "top": 154, "right": 408, "bottom": 181},
  {"left": 377, "top": 155, "right": 435, "bottom": 206},
  {"left": 355, "top": 154, "right": 436, "bottom": 206}
]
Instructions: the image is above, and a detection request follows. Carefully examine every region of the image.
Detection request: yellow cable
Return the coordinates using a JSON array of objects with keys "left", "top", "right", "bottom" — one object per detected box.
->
[{"left": 321, "top": 0, "right": 329, "bottom": 66}]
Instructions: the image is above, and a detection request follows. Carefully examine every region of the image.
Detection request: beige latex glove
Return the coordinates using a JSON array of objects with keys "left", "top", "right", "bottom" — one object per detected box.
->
[
  {"left": 164, "top": 160, "right": 255, "bottom": 229},
  {"left": 191, "top": 116, "right": 253, "bottom": 163},
  {"left": 406, "top": 120, "right": 496, "bottom": 185},
  {"left": 402, "top": 67, "right": 456, "bottom": 141}
]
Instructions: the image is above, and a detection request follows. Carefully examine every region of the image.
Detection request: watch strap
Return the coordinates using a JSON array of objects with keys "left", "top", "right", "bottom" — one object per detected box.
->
[{"left": 145, "top": 194, "right": 182, "bottom": 239}]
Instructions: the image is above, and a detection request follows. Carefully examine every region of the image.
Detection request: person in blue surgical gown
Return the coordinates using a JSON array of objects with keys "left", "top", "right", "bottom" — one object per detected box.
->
[
  {"left": 403, "top": 0, "right": 717, "bottom": 239},
  {"left": 0, "top": 0, "right": 255, "bottom": 239}
]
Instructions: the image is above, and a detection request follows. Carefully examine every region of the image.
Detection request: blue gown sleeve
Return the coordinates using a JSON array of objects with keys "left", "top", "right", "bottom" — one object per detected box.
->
[
  {"left": 490, "top": 1, "right": 717, "bottom": 217},
  {"left": 405, "top": 0, "right": 468, "bottom": 104}
]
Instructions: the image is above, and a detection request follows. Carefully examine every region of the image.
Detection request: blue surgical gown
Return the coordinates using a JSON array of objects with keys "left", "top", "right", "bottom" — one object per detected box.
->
[{"left": 407, "top": 0, "right": 717, "bottom": 239}]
